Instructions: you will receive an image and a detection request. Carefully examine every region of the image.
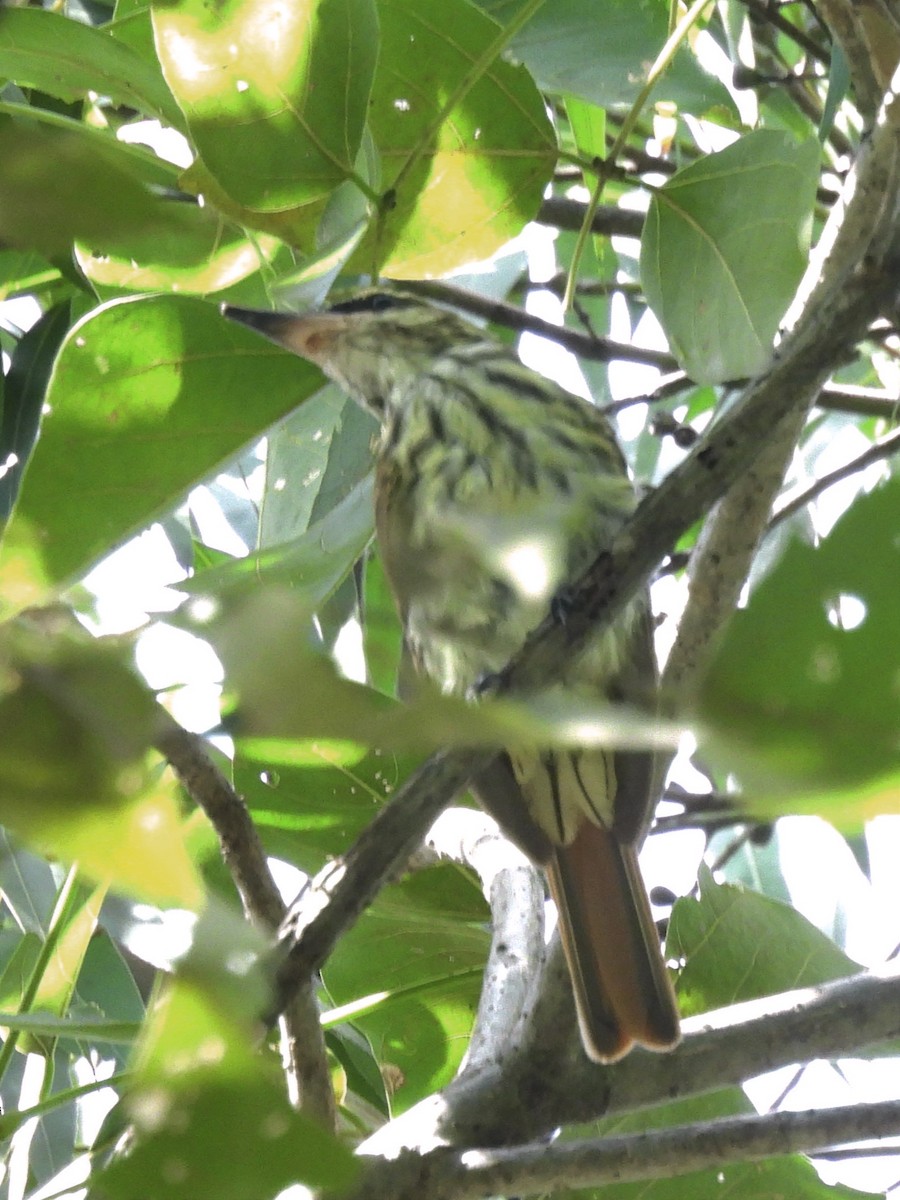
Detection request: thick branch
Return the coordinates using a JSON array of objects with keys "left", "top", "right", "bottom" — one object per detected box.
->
[
  {"left": 424, "top": 811, "right": 547, "bottom": 1074},
  {"left": 361, "top": 966, "right": 900, "bottom": 1155},
  {"left": 818, "top": 0, "right": 899, "bottom": 118},
  {"left": 341, "top": 1100, "right": 900, "bottom": 1200}
]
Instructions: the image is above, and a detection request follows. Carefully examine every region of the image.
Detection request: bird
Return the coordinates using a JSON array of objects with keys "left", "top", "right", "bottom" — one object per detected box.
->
[{"left": 222, "top": 288, "right": 680, "bottom": 1062}]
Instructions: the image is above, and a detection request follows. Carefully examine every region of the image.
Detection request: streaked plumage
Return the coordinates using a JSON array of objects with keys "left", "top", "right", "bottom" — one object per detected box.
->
[{"left": 224, "top": 291, "right": 680, "bottom": 1061}]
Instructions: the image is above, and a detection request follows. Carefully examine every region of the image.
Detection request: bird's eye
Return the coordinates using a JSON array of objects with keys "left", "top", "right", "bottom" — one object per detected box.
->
[{"left": 329, "top": 292, "right": 413, "bottom": 316}]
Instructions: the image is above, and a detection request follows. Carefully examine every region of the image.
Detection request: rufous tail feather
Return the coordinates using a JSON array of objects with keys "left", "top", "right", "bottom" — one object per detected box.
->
[{"left": 547, "top": 822, "right": 680, "bottom": 1062}]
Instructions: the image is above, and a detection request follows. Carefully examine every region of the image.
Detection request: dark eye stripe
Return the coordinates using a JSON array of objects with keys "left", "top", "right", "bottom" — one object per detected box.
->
[{"left": 328, "top": 292, "right": 414, "bottom": 315}]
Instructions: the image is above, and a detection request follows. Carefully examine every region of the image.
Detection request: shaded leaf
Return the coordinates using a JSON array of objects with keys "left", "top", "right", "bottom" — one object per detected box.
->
[
  {"left": 641, "top": 130, "right": 819, "bottom": 383},
  {"left": 0, "top": 302, "right": 71, "bottom": 521},
  {"left": 0, "top": 112, "right": 190, "bottom": 260},
  {"left": 480, "top": 0, "right": 731, "bottom": 112},
  {"left": 592, "top": 1087, "right": 872, "bottom": 1200},
  {"left": 699, "top": 475, "right": 900, "bottom": 812},
  {"left": 668, "top": 866, "right": 858, "bottom": 1017},
  {"left": 0, "top": 7, "right": 184, "bottom": 128},
  {"left": 180, "top": 475, "right": 374, "bottom": 608}
]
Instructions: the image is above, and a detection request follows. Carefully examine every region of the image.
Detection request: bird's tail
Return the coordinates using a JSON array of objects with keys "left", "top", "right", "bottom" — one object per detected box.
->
[{"left": 547, "top": 820, "right": 680, "bottom": 1062}]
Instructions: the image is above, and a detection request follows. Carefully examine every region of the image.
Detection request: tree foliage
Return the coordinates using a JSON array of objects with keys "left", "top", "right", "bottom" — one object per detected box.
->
[{"left": 0, "top": 1, "right": 899, "bottom": 1198}]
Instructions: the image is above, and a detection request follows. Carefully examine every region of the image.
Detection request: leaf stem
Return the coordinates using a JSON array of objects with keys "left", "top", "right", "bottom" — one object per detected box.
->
[
  {"left": 563, "top": 0, "right": 715, "bottom": 310},
  {"left": 0, "top": 865, "right": 80, "bottom": 1085}
]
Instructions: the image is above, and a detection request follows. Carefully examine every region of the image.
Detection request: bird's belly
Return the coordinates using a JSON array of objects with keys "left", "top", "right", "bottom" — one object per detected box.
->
[{"left": 405, "top": 581, "right": 641, "bottom": 697}]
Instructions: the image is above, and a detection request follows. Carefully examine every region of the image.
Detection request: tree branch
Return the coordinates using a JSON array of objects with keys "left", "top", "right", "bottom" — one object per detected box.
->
[
  {"left": 153, "top": 714, "right": 336, "bottom": 1129},
  {"left": 770, "top": 425, "right": 900, "bottom": 529},
  {"left": 398, "top": 279, "right": 677, "bottom": 370},
  {"left": 339, "top": 1099, "right": 900, "bottom": 1200},
  {"left": 358, "top": 966, "right": 900, "bottom": 1156},
  {"left": 537, "top": 196, "right": 645, "bottom": 239},
  {"left": 817, "top": 381, "right": 900, "bottom": 420},
  {"left": 423, "top": 811, "right": 547, "bottom": 1075}
]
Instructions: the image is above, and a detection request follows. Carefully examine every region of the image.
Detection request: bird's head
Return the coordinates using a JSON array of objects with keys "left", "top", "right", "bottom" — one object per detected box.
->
[{"left": 223, "top": 289, "right": 482, "bottom": 414}]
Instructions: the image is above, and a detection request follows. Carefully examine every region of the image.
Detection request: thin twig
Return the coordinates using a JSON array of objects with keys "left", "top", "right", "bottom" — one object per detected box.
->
[
  {"left": 153, "top": 714, "right": 336, "bottom": 1128},
  {"left": 770, "top": 425, "right": 900, "bottom": 529},
  {"left": 537, "top": 196, "right": 645, "bottom": 239},
  {"left": 399, "top": 279, "right": 677, "bottom": 370}
]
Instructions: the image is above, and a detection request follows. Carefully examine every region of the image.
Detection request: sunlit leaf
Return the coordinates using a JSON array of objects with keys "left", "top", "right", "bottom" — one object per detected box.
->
[
  {"left": 0, "top": 296, "right": 318, "bottom": 617},
  {"left": 98, "top": 979, "right": 357, "bottom": 1199},
  {"left": 75, "top": 216, "right": 281, "bottom": 296},
  {"left": 198, "top": 584, "right": 680, "bottom": 752},
  {"left": 349, "top": 0, "right": 556, "bottom": 276},
  {"left": 0, "top": 623, "right": 203, "bottom": 907},
  {"left": 152, "top": 0, "right": 378, "bottom": 209}
]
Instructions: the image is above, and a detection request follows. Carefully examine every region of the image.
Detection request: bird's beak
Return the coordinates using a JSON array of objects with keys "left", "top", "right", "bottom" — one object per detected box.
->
[{"left": 221, "top": 304, "right": 345, "bottom": 366}]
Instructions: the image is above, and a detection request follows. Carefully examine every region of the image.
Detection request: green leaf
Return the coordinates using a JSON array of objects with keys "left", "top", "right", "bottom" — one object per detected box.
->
[
  {"left": 0, "top": 248, "right": 62, "bottom": 300},
  {"left": 22, "top": 883, "right": 108, "bottom": 1055},
  {"left": 259, "top": 384, "right": 377, "bottom": 545},
  {"left": 0, "top": 302, "right": 70, "bottom": 521},
  {"left": 199, "top": 584, "right": 680, "bottom": 752},
  {"left": 152, "top": 0, "right": 378, "bottom": 209},
  {"left": 0, "top": 7, "right": 184, "bottom": 129},
  {"left": 668, "top": 866, "right": 859, "bottom": 1017},
  {"left": 98, "top": 979, "right": 358, "bottom": 1200},
  {"left": 641, "top": 130, "right": 819, "bottom": 383},
  {"left": 0, "top": 111, "right": 188, "bottom": 260},
  {"left": 75, "top": 929, "right": 146, "bottom": 1029},
  {"left": 235, "top": 739, "right": 426, "bottom": 873},
  {"left": 0, "top": 932, "right": 43, "bottom": 1012},
  {"left": 699, "top": 475, "right": 900, "bottom": 814},
  {"left": 0, "top": 834, "right": 58, "bottom": 934},
  {"left": 323, "top": 872, "right": 488, "bottom": 1111},
  {"left": 478, "top": 0, "right": 731, "bottom": 111},
  {"left": 75, "top": 215, "right": 282, "bottom": 297},
  {"left": 0, "top": 623, "right": 203, "bottom": 907},
  {"left": 349, "top": 0, "right": 556, "bottom": 276},
  {"left": 593, "top": 1088, "right": 872, "bottom": 1200},
  {"left": 0, "top": 296, "right": 319, "bottom": 616},
  {"left": 180, "top": 475, "right": 374, "bottom": 608}
]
